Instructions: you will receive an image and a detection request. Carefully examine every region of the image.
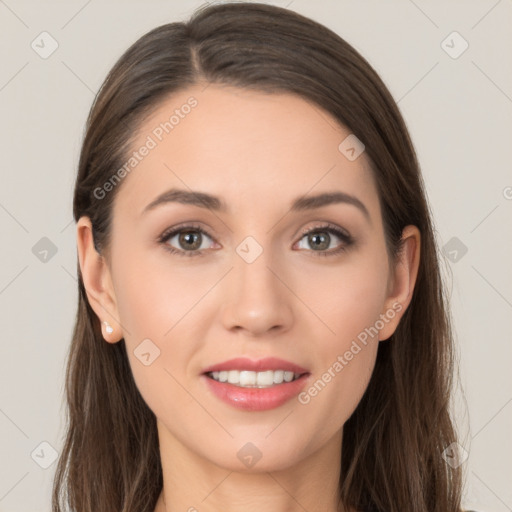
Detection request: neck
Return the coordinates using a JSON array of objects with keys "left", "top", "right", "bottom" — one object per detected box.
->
[{"left": 154, "top": 420, "right": 348, "bottom": 512}]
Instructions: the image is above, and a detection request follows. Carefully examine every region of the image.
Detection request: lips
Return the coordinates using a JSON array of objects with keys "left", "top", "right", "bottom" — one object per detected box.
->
[
  {"left": 200, "top": 357, "right": 311, "bottom": 411},
  {"left": 201, "top": 357, "right": 309, "bottom": 375}
]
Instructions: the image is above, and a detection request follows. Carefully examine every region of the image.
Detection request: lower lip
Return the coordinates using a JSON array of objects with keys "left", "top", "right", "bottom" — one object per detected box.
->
[{"left": 202, "top": 373, "right": 310, "bottom": 411}]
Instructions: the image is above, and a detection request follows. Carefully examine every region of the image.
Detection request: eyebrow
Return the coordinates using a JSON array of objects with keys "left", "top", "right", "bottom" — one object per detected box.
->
[{"left": 141, "top": 188, "right": 371, "bottom": 223}]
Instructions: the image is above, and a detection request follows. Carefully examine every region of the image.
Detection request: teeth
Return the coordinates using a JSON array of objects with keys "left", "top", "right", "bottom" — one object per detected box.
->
[
  {"left": 241, "top": 370, "right": 257, "bottom": 386},
  {"left": 273, "top": 370, "right": 284, "bottom": 383},
  {"left": 208, "top": 369, "right": 302, "bottom": 388},
  {"left": 227, "top": 370, "right": 239, "bottom": 384}
]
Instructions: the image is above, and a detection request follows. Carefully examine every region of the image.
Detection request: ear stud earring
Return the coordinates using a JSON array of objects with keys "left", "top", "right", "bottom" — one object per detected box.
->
[{"left": 103, "top": 321, "right": 114, "bottom": 334}]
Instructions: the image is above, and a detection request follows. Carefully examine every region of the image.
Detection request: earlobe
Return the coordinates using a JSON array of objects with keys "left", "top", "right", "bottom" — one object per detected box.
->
[
  {"left": 76, "top": 216, "right": 122, "bottom": 343},
  {"left": 378, "top": 225, "right": 421, "bottom": 341}
]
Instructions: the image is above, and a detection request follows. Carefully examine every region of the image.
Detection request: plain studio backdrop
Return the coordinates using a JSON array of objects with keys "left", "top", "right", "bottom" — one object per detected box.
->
[{"left": 0, "top": 1, "right": 511, "bottom": 511}]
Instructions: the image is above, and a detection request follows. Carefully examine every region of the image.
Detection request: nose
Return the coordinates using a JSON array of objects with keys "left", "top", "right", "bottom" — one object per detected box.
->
[{"left": 220, "top": 245, "right": 294, "bottom": 337}]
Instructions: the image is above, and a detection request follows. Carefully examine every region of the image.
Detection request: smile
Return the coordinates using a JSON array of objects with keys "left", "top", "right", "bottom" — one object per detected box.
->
[{"left": 206, "top": 369, "right": 303, "bottom": 388}]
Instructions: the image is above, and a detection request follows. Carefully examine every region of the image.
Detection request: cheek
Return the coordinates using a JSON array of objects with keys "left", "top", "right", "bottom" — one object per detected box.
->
[
  {"left": 294, "top": 249, "right": 387, "bottom": 414},
  {"left": 297, "top": 343, "right": 377, "bottom": 445},
  {"left": 295, "top": 265, "right": 385, "bottom": 432},
  {"left": 298, "top": 248, "right": 390, "bottom": 344},
  {"left": 110, "top": 247, "right": 213, "bottom": 405},
  {"left": 113, "top": 241, "right": 213, "bottom": 339}
]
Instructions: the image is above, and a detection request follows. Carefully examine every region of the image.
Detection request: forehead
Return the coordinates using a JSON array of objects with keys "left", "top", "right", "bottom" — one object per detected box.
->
[{"left": 112, "top": 84, "right": 379, "bottom": 221}]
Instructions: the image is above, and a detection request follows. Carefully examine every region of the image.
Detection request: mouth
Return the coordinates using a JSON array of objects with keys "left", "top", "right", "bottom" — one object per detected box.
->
[
  {"left": 200, "top": 357, "right": 311, "bottom": 411},
  {"left": 205, "top": 369, "right": 306, "bottom": 388}
]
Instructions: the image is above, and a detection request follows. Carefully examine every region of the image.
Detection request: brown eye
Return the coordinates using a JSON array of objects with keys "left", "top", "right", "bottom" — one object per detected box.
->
[
  {"left": 177, "top": 230, "right": 203, "bottom": 251},
  {"left": 306, "top": 232, "right": 331, "bottom": 251},
  {"left": 158, "top": 224, "right": 216, "bottom": 257},
  {"left": 295, "top": 224, "right": 354, "bottom": 256}
]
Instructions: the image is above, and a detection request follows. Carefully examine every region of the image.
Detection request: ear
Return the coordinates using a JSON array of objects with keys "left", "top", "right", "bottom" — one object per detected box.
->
[
  {"left": 378, "top": 225, "right": 421, "bottom": 341},
  {"left": 76, "top": 216, "right": 122, "bottom": 343}
]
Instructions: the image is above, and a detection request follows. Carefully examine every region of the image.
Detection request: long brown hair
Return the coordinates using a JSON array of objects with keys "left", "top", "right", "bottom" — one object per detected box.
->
[{"left": 53, "top": 3, "right": 463, "bottom": 511}]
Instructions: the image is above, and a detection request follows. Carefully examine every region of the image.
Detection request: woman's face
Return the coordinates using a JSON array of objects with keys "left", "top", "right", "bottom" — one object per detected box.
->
[{"left": 78, "top": 84, "right": 418, "bottom": 472}]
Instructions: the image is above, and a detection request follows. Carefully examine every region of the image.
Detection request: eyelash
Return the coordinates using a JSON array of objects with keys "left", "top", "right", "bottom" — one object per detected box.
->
[{"left": 157, "top": 222, "right": 354, "bottom": 258}]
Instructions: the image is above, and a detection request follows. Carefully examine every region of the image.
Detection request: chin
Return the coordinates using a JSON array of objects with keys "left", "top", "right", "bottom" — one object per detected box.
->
[{"left": 200, "top": 434, "right": 313, "bottom": 474}]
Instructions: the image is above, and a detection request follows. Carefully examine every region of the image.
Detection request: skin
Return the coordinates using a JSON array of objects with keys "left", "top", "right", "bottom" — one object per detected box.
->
[{"left": 77, "top": 84, "right": 420, "bottom": 512}]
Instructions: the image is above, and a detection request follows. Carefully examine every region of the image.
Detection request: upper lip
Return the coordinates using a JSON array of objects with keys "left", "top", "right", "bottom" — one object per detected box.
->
[{"left": 202, "top": 357, "right": 309, "bottom": 375}]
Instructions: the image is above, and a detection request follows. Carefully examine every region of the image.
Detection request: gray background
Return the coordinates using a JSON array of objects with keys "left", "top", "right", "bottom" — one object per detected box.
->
[{"left": 1, "top": 1, "right": 511, "bottom": 511}]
